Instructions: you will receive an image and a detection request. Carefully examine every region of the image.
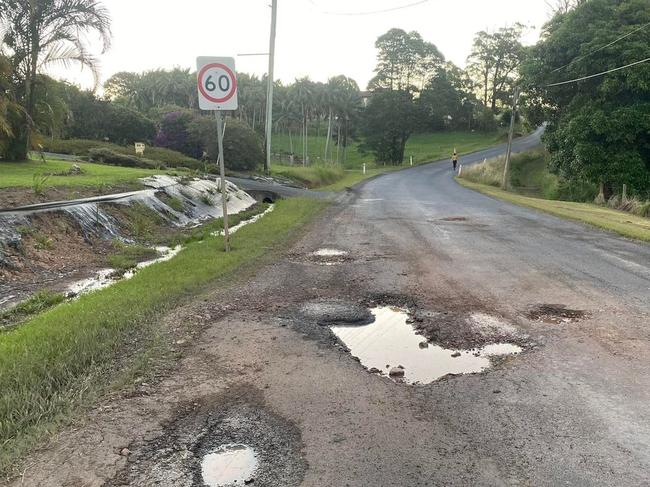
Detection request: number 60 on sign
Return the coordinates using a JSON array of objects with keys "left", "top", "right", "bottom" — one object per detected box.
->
[{"left": 196, "top": 57, "right": 238, "bottom": 111}]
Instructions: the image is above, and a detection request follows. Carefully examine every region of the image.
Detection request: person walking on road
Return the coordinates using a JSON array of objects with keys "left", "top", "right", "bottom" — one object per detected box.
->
[{"left": 452, "top": 150, "right": 459, "bottom": 171}]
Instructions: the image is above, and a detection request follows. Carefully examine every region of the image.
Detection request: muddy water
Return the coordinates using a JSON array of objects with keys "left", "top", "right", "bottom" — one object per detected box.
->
[
  {"left": 201, "top": 444, "right": 259, "bottom": 487},
  {"left": 331, "top": 307, "right": 521, "bottom": 384}
]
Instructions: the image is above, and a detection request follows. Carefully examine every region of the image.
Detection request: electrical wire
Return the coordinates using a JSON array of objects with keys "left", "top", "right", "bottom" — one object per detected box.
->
[
  {"left": 552, "top": 21, "right": 650, "bottom": 73},
  {"left": 545, "top": 56, "right": 650, "bottom": 86},
  {"left": 307, "top": 0, "right": 430, "bottom": 16}
]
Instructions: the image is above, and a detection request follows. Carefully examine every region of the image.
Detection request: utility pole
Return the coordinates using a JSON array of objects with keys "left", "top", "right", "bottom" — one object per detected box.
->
[
  {"left": 502, "top": 86, "right": 520, "bottom": 190},
  {"left": 264, "top": 0, "right": 278, "bottom": 175}
]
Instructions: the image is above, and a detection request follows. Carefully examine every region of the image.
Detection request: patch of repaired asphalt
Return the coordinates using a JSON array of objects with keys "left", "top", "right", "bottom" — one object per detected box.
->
[
  {"left": 105, "top": 387, "right": 306, "bottom": 487},
  {"left": 526, "top": 304, "right": 588, "bottom": 324}
]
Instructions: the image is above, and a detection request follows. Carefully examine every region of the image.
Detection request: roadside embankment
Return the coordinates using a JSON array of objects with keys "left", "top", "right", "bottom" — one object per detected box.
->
[
  {"left": 0, "top": 196, "right": 326, "bottom": 477},
  {"left": 457, "top": 179, "right": 650, "bottom": 242}
]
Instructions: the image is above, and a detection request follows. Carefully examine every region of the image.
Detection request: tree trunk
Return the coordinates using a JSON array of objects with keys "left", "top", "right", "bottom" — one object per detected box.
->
[
  {"left": 336, "top": 123, "right": 341, "bottom": 164},
  {"left": 324, "top": 108, "right": 332, "bottom": 163}
]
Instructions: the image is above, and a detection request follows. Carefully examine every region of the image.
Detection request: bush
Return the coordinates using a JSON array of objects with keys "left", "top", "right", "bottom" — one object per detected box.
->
[
  {"left": 87, "top": 148, "right": 159, "bottom": 169},
  {"left": 41, "top": 138, "right": 200, "bottom": 169},
  {"left": 155, "top": 111, "right": 198, "bottom": 158}
]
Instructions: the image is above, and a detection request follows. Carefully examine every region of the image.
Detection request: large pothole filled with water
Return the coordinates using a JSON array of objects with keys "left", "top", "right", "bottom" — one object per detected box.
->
[
  {"left": 331, "top": 306, "right": 523, "bottom": 385},
  {"left": 106, "top": 389, "right": 306, "bottom": 487}
]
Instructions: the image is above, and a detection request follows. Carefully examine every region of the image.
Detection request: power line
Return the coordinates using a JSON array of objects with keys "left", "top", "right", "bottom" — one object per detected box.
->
[
  {"left": 552, "top": 21, "right": 650, "bottom": 73},
  {"left": 308, "top": 0, "right": 430, "bottom": 16},
  {"left": 545, "top": 56, "right": 650, "bottom": 87}
]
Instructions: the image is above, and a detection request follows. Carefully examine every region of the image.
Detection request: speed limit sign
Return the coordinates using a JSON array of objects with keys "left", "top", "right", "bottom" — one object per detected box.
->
[{"left": 196, "top": 56, "right": 238, "bottom": 111}]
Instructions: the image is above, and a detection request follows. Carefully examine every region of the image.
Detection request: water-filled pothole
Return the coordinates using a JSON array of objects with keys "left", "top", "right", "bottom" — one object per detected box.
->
[
  {"left": 201, "top": 444, "right": 258, "bottom": 486},
  {"left": 309, "top": 248, "right": 350, "bottom": 266},
  {"left": 331, "top": 306, "right": 521, "bottom": 384}
]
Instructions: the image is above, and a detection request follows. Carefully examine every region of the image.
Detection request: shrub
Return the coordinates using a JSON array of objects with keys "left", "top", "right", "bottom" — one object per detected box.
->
[
  {"left": 87, "top": 148, "right": 159, "bottom": 169},
  {"left": 155, "top": 111, "right": 198, "bottom": 158},
  {"left": 41, "top": 138, "right": 200, "bottom": 169}
]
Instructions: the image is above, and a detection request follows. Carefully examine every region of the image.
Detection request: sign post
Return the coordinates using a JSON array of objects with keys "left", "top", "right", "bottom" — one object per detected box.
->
[{"left": 196, "top": 56, "right": 238, "bottom": 252}]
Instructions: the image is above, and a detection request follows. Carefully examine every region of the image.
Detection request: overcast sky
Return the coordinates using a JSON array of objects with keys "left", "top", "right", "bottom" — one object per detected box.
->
[{"left": 58, "top": 0, "right": 553, "bottom": 91}]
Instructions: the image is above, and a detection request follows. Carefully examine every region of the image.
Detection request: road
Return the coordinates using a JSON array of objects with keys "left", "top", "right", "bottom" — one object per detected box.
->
[{"left": 12, "top": 133, "right": 650, "bottom": 486}]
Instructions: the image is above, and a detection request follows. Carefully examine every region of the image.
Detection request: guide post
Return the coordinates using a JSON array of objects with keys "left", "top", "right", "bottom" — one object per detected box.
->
[{"left": 196, "top": 56, "right": 239, "bottom": 252}]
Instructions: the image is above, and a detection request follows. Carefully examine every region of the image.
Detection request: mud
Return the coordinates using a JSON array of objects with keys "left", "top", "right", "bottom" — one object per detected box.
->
[
  {"left": 105, "top": 388, "right": 306, "bottom": 487},
  {"left": 298, "top": 299, "right": 374, "bottom": 326}
]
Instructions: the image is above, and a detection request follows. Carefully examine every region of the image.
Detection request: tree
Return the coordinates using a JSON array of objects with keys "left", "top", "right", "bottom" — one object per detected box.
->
[
  {"left": 360, "top": 90, "right": 419, "bottom": 165},
  {"left": 521, "top": 0, "right": 650, "bottom": 197},
  {"left": 369, "top": 28, "right": 444, "bottom": 94},
  {"left": 0, "top": 53, "right": 23, "bottom": 159},
  {"left": 0, "top": 0, "right": 112, "bottom": 160},
  {"left": 188, "top": 118, "right": 263, "bottom": 171},
  {"left": 417, "top": 63, "right": 478, "bottom": 131},
  {"left": 467, "top": 24, "right": 526, "bottom": 113}
]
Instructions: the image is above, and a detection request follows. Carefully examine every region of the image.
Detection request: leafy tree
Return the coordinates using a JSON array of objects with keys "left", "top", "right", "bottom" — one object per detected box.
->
[
  {"left": 0, "top": 0, "right": 111, "bottom": 160},
  {"left": 361, "top": 90, "right": 419, "bottom": 164},
  {"left": 417, "top": 63, "right": 478, "bottom": 131},
  {"left": 521, "top": 0, "right": 650, "bottom": 197},
  {"left": 467, "top": 24, "right": 526, "bottom": 112},
  {"left": 0, "top": 53, "right": 23, "bottom": 158},
  {"left": 369, "top": 28, "right": 444, "bottom": 93}
]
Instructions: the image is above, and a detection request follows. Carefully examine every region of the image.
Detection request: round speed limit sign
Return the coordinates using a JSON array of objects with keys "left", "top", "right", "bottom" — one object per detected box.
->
[{"left": 196, "top": 57, "right": 238, "bottom": 110}]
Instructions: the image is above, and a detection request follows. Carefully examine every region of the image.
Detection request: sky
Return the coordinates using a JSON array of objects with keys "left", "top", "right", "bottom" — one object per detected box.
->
[{"left": 57, "top": 0, "right": 553, "bottom": 91}]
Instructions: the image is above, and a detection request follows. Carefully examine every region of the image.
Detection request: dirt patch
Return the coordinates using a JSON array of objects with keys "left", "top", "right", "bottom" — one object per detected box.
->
[
  {"left": 526, "top": 304, "right": 587, "bottom": 324},
  {"left": 0, "top": 211, "right": 114, "bottom": 309},
  {"left": 105, "top": 387, "right": 307, "bottom": 487}
]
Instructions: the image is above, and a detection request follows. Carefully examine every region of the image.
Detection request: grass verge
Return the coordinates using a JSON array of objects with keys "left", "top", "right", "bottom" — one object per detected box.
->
[
  {"left": 0, "top": 159, "right": 187, "bottom": 190},
  {"left": 0, "top": 197, "right": 326, "bottom": 476},
  {"left": 457, "top": 179, "right": 650, "bottom": 242}
]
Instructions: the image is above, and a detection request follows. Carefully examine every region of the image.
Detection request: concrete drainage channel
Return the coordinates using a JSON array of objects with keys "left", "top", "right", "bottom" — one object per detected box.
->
[
  {"left": 298, "top": 299, "right": 529, "bottom": 385},
  {"left": 106, "top": 391, "right": 306, "bottom": 487}
]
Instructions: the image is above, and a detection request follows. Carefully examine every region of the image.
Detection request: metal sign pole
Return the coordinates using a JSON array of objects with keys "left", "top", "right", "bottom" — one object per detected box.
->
[{"left": 215, "top": 111, "right": 230, "bottom": 252}]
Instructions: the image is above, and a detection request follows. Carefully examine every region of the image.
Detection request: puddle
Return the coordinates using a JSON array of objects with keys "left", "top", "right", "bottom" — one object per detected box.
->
[
  {"left": 201, "top": 444, "right": 258, "bottom": 487},
  {"left": 312, "top": 248, "right": 348, "bottom": 257},
  {"left": 331, "top": 306, "right": 522, "bottom": 384}
]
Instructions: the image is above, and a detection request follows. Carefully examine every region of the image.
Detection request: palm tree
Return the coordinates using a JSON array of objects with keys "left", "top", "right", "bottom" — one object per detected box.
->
[
  {"left": 0, "top": 0, "right": 112, "bottom": 160},
  {"left": 0, "top": 54, "right": 21, "bottom": 143}
]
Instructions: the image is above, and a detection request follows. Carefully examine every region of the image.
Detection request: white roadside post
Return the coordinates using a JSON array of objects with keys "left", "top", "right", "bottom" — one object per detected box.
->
[
  {"left": 363, "top": 163, "right": 366, "bottom": 175},
  {"left": 410, "top": 155, "right": 413, "bottom": 166},
  {"left": 196, "top": 56, "right": 239, "bottom": 252}
]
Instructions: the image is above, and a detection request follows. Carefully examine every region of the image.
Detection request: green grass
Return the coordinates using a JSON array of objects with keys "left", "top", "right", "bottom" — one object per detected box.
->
[
  {"left": 0, "top": 291, "right": 66, "bottom": 330},
  {"left": 0, "top": 197, "right": 325, "bottom": 475},
  {"left": 457, "top": 179, "right": 650, "bottom": 242},
  {"left": 108, "top": 243, "right": 160, "bottom": 272},
  {"left": 270, "top": 131, "right": 505, "bottom": 190},
  {"left": 271, "top": 164, "right": 345, "bottom": 188},
  {"left": 0, "top": 159, "right": 182, "bottom": 190},
  {"left": 271, "top": 130, "right": 505, "bottom": 170}
]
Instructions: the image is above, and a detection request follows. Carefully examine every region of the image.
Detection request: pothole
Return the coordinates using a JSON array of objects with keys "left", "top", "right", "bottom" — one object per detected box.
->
[
  {"left": 440, "top": 216, "right": 468, "bottom": 222},
  {"left": 526, "top": 304, "right": 587, "bottom": 324},
  {"left": 299, "top": 299, "right": 373, "bottom": 326},
  {"left": 201, "top": 444, "right": 258, "bottom": 486},
  {"left": 106, "top": 390, "right": 306, "bottom": 487},
  {"left": 330, "top": 306, "right": 522, "bottom": 385},
  {"left": 308, "top": 248, "right": 350, "bottom": 266}
]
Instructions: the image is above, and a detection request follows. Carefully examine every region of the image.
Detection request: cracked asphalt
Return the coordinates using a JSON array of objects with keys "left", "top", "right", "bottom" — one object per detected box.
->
[{"left": 9, "top": 132, "right": 650, "bottom": 486}]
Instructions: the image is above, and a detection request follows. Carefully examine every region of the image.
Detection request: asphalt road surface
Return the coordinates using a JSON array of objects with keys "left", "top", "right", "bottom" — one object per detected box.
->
[{"left": 12, "top": 133, "right": 650, "bottom": 487}]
